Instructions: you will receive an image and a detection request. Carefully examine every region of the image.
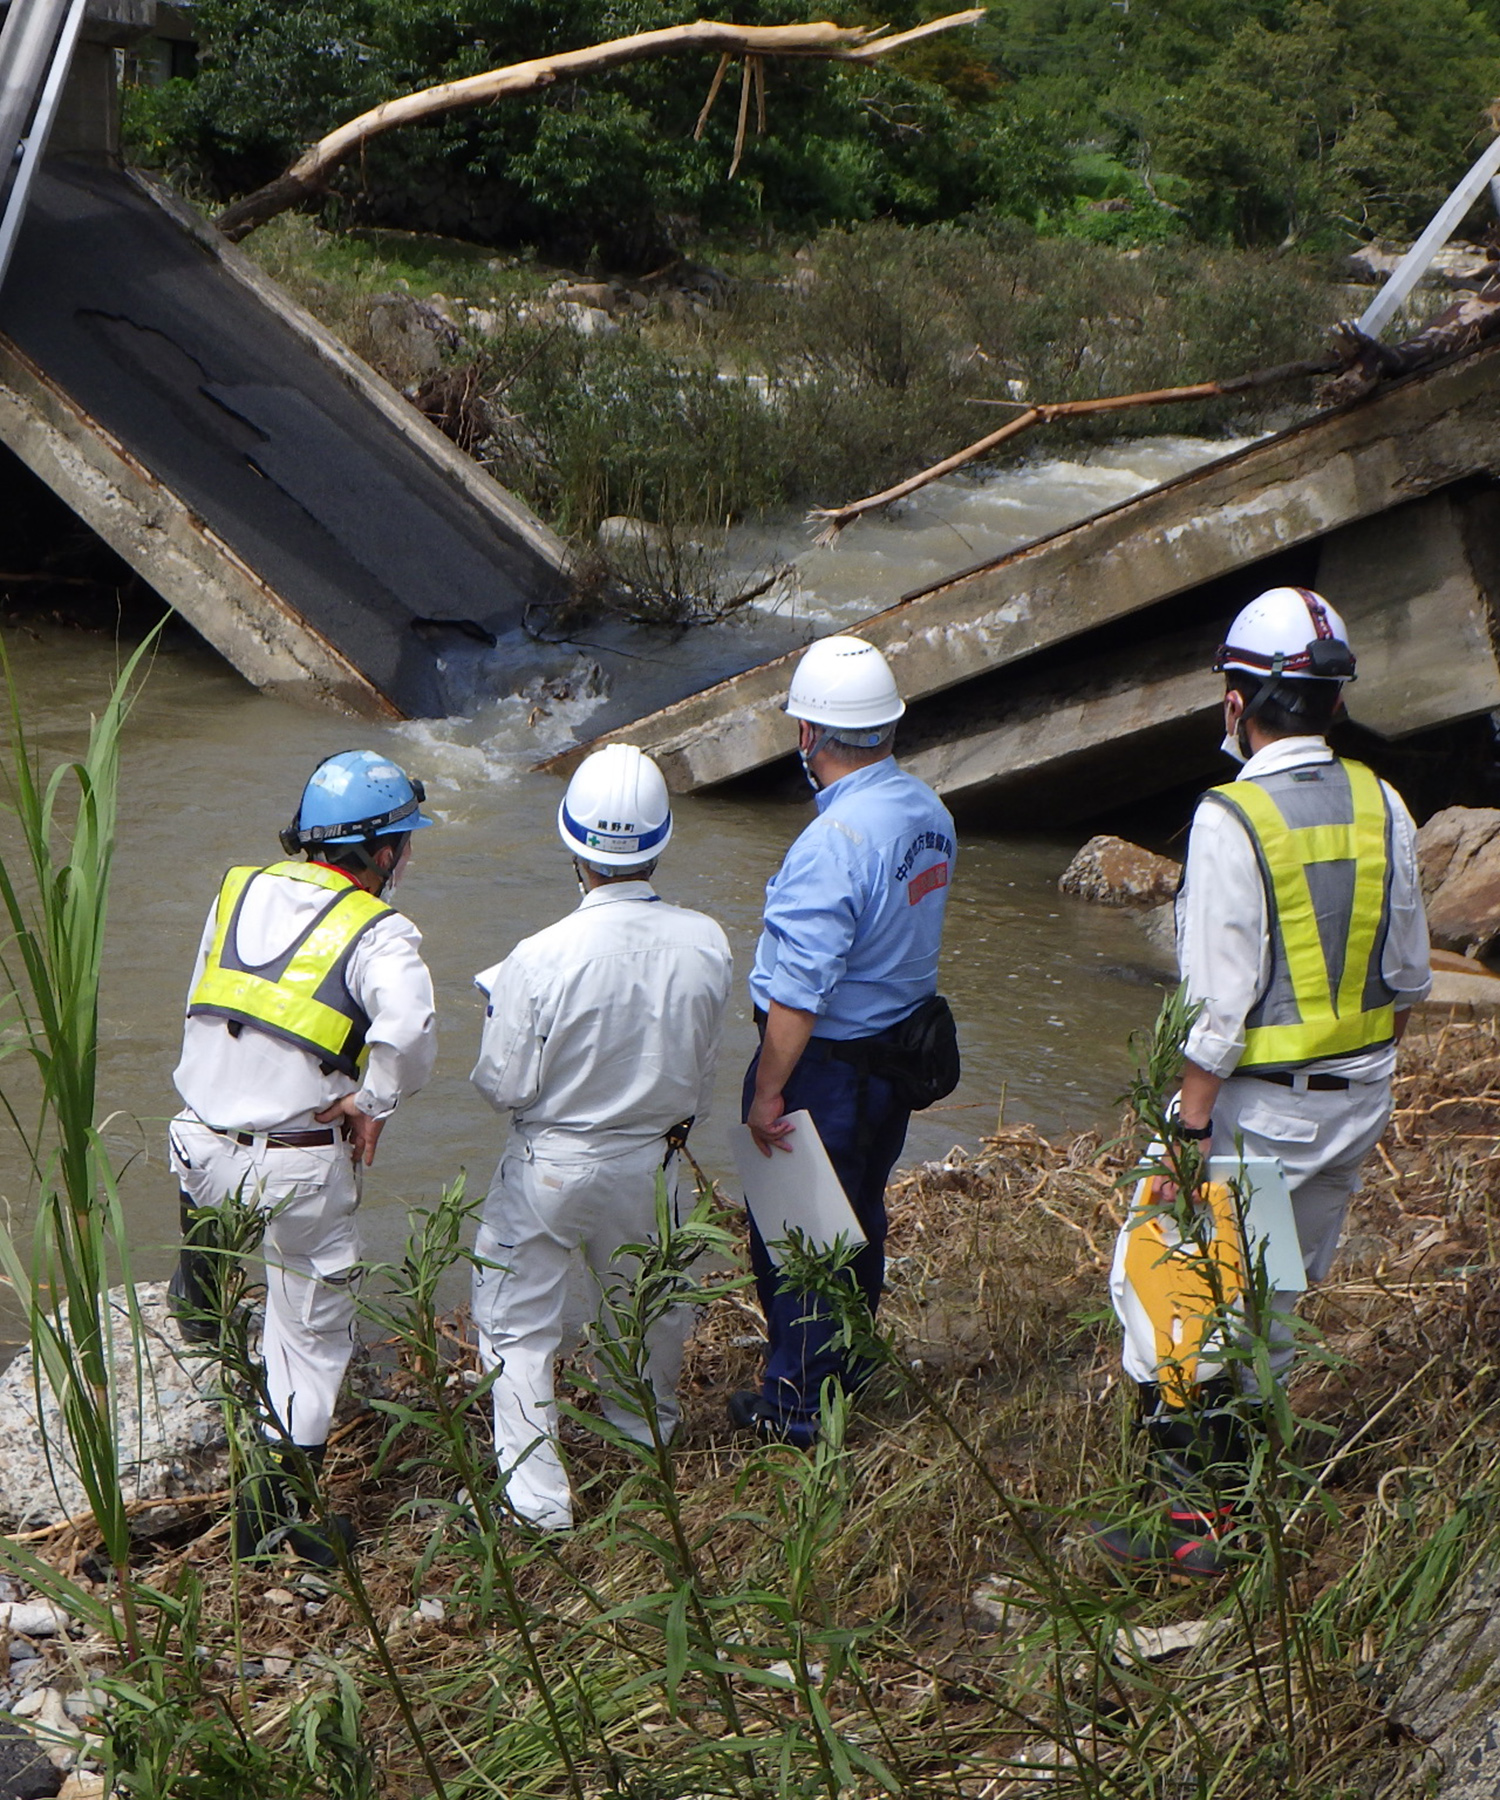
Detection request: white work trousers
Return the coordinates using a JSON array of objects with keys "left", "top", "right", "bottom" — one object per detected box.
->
[
  {"left": 1211, "top": 1071, "right": 1392, "bottom": 1378},
  {"left": 168, "top": 1116, "right": 361, "bottom": 1448},
  {"left": 471, "top": 1141, "right": 687, "bottom": 1531}
]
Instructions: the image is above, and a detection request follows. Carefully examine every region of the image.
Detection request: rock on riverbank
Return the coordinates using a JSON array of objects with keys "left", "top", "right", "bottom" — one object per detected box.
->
[
  {"left": 1058, "top": 835, "right": 1181, "bottom": 907},
  {"left": 1417, "top": 806, "right": 1500, "bottom": 957},
  {"left": 0, "top": 1282, "right": 226, "bottom": 1533}
]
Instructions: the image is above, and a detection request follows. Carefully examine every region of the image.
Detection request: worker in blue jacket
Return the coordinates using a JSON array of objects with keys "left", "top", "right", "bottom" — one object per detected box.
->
[{"left": 731, "top": 635, "right": 957, "bottom": 1447}]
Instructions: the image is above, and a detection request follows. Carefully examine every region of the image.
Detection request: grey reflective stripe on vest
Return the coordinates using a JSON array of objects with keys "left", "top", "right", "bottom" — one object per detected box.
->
[
  {"left": 1205, "top": 760, "right": 1396, "bottom": 1062},
  {"left": 193, "top": 874, "right": 380, "bottom": 1075}
]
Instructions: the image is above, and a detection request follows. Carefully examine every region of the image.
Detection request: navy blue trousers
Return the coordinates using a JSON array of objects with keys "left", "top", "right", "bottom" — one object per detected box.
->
[{"left": 742, "top": 1044, "right": 911, "bottom": 1430}]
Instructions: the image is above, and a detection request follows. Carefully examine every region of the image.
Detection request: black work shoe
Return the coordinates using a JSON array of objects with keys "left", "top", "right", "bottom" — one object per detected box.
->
[
  {"left": 727, "top": 1390, "right": 818, "bottom": 1449},
  {"left": 285, "top": 1512, "right": 356, "bottom": 1570},
  {"left": 233, "top": 1469, "right": 293, "bottom": 1562},
  {"left": 234, "top": 1454, "right": 357, "bottom": 1568},
  {"left": 1091, "top": 1505, "right": 1233, "bottom": 1580}
]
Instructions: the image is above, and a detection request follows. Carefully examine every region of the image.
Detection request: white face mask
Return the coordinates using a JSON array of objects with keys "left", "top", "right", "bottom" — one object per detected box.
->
[{"left": 1219, "top": 730, "right": 1248, "bottom": 765}]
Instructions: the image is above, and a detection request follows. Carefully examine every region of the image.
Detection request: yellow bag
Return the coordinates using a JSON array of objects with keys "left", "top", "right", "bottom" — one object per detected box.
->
[{"left": 1112, "top": 1175, "right": 1246, "bottom": 1407}]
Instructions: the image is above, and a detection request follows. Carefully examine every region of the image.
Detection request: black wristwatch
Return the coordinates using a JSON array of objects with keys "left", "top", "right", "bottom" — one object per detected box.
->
[{"left": 1173, "top": 1119, "right": 1213, "bottom": 1141}]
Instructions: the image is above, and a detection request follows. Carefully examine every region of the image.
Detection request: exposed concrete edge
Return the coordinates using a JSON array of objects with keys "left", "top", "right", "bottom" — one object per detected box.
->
[
  {"left": 541, "top": 343, "right": 1500, "bottom": 790},
  {"left": 0, "top": 333, "right": 400, "bottom": 719},
  {"left": 126, "top": 169, "right": 573, "bottom": 580},
  {"left": 903, "top": 666, "right": 1218, "bottom": 803}
]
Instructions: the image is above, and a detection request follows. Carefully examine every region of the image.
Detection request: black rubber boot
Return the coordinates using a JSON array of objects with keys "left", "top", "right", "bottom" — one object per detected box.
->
[
  {"left": 1093, "top": 1500, "right": 1236, "bottom": 1579},
  {"left": 167, "top": 1190, "right": 220, "bottom": 1346},
  {"left": 233, "top": 1444, "right": 357, "bottom": 1568},
  {"left": 1091, "top": 1380, "right": 1249, "bottom": 1579}
]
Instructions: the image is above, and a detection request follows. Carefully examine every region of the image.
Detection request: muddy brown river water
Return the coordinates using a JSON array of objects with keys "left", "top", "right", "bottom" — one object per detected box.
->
[{"left": 2, "top": 437, "right": 1237, "bottom": 1299}]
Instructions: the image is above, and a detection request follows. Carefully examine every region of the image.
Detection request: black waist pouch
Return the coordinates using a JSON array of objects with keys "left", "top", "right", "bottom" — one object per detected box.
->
[{"left": 854, "top": 993, "right": 961, "bottom": 1111}]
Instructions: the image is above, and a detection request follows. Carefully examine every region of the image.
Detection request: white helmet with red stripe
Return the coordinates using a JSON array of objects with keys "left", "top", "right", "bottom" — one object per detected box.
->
[{"left": 1214, "top": 587, "right": 1356, "bottom": 682}]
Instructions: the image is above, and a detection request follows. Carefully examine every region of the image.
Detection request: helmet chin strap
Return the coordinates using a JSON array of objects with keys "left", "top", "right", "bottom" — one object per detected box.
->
[{"left": 799, "top": 725, "right": 833, "bottom": 793}]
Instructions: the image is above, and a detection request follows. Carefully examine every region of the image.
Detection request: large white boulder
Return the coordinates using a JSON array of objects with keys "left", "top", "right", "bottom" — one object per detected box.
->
[{"left": 0, "top": 1282, "right": 227, "bottom": 1533}]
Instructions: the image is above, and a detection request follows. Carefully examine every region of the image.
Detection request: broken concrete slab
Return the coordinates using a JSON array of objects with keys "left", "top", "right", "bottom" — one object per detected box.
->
[
  {"left": 1382, "top": 1560, "right": 1500, "bottom": 1800},
  {"left": 1316, "top": 490, "right": 1500, "bottom": 738},
  {"left": 548, "top": 341, "right": 1500, "bottom": 803},
  {"left": 0, "top": 157, "right": 573, "bottom": 719}
]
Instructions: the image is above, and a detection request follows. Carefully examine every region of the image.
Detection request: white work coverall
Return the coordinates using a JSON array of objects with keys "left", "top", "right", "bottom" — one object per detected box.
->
[
  {"left": 170, "top": 868, "right": 436, "bottom": 1447},
  {"left": 1168, "top": 735, "right": 1431, "bottom": 1376},
  {"left": 470, "top": 881, "right": 732, "bottom": 1530}
]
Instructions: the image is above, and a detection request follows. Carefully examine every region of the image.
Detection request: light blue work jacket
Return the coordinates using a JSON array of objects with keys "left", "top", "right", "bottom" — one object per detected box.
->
[{"left": 749, "top": 758, "right": 956, "bottom": 1039}]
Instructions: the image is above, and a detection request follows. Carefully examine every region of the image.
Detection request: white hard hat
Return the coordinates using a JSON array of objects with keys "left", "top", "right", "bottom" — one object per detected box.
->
[
  {"left": 1215, "top": 587, "right": 1356, "bottom": 681},
  {"left": 785, "top": 635, "right": 906, "bottom": 734},
  {"left": 558, "top": 743, "right": 672, "bottom": 869}
]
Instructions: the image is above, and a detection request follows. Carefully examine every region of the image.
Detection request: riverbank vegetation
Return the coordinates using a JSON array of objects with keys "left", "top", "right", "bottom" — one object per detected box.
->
[
  {"left": 117, "top": 1, "right": 1500, "bottom": 571},
  {"left": 244, "top": 210, "right": 1346, "bottom": 537},
  {"left": 2, "top": 661, "right": 1498, "bottom": 1796}
]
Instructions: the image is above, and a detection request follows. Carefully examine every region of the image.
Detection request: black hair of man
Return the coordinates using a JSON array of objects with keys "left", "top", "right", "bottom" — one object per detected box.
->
[
  {"left": 312, "top": 832, "right": 409, "bottom": 877},
  {"left": 1225, "top": 673, "right": 1343, "bottom": 738}
]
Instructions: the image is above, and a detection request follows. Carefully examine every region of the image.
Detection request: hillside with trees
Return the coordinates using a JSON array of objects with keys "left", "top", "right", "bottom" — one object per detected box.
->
[{"left": 129, "top": 0, "right": 1500, "bottom": 266}]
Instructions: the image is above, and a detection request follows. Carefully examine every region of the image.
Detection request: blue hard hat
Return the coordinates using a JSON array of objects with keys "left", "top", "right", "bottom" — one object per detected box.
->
[{"left": 281, "top": 749, "right": 434, "bottom": 854}]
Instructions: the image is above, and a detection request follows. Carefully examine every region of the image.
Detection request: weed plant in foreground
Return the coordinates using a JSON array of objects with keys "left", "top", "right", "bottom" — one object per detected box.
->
[{"left": 0, "top": 659, "right": 1494, "bottom": 1793}]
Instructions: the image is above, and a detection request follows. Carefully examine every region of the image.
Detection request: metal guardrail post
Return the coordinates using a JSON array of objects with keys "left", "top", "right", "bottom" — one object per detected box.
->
[
  {"left": 0, "top": 0, "right": 89, "bottom": 292},
  {"left": 1356, "top": 133, "right": 1500, "bottom": 341}
]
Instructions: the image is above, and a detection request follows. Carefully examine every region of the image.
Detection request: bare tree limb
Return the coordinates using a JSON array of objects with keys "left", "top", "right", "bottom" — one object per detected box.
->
[
  {"left": 214, "top": 12, "right": 986, "bottom": 242},
  {"left": 807, "top": 358, "right": 1338, "bottom": 545}
]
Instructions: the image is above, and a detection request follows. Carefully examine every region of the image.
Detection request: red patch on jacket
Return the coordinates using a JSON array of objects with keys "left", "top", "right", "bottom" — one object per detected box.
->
[{"left": 907, "top": 861, "right": 949, "bottom": 905}]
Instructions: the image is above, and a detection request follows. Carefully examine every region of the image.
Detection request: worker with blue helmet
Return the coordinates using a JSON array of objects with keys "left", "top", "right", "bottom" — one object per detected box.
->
[{"left": 168, "top": 748, "right": 437, "bottom": 1566}]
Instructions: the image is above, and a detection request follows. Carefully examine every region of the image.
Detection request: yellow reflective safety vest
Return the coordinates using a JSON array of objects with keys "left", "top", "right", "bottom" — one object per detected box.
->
[
  {"left": 188, "top": 861, "right": 391, "bottom": 1078},
  {"left": 1205, "top": 757, "right": 1396, "bottom": 1071}
]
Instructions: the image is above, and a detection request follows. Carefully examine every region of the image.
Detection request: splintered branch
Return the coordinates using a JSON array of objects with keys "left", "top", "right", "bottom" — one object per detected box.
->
[
  {"left": 806, "top": 356, "right": 1338, "bottom": 545},
  {"left": 214, "top": 12, "right": 986, "bottom": 242}
]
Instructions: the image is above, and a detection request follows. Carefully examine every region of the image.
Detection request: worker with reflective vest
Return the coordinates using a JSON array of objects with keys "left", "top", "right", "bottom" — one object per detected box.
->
[
  {"left": 168, "top": 750, "right": 437, "bottom": 1565},
  {"left": 1097, "top": 587, "right": 1431, "bottom": 1577}
]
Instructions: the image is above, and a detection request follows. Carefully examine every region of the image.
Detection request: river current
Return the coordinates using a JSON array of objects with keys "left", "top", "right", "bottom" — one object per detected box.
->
[{"left": 6, "top": 436, "right": 1238, "bottom": 1295}]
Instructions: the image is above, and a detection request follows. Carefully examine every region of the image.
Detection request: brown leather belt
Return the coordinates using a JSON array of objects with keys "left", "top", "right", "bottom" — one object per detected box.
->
[
  {"left": 220, "top": 1127, "right": 339, "bottom": 1149},
  {"left": 1251, "top": 1071, "right": 1350, "bottom": 1092}
]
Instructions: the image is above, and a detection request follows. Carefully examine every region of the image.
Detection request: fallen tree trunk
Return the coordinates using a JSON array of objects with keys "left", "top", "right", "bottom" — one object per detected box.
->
[
  {"left": 1322, "top": 282, "right": 1500, "bottom": 404},
  {"left": 807, "top": 355, "right": 1339, "bottom": 543},
  {"left": 214, "top": 12, "right": 985, "bottom": 242}
]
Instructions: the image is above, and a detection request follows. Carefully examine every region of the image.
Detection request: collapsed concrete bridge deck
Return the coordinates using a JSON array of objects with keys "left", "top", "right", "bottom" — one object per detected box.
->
[
  {"left": 543, "top": 339, "right": 1500, "bottom": 822},
  {"left": 0, "top": 155, "right": 575, "bottom": 720}
]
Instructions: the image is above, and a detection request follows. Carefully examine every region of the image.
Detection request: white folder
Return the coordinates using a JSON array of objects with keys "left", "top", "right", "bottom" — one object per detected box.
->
[
  {"left": 1206, "top": 1154, "right": 1306, "bottom": 1293},
  {"left": 732, "top": 1111, "right": 866, "bottom": 1262}
]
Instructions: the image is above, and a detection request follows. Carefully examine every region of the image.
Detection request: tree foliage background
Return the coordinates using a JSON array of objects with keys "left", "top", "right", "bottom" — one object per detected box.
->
[{"left": 128, "top": 0, "right": 1500, "bottom": 264}]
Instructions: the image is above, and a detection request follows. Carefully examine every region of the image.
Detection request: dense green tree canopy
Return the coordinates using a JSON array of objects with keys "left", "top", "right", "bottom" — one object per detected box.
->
[{"left": 128, "top": 0, "right": 1500, "bottom": 258}]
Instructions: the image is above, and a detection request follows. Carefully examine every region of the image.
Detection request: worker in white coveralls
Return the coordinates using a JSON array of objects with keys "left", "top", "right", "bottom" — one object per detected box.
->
[
  {"left": 169, "top": 750, "right": 437, "bottom": 1564},
  {"left": 1097, "top": 587, "right": 1431, "bottom": 1577},
  {"left": 732, "top": 636, "right": 959, "bottom": 1448},
  {"left": 470, "top": 744, "right": 731, "bottom": 1531}
]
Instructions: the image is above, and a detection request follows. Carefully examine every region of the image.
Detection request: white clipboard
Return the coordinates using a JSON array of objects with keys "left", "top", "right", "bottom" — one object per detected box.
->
[
  {"left": 732, "top": 1111, "right": 866, "bottom": 1261},
  {"left": 1206, "top": 1155, "right": 1306, "bottom": 1293}
]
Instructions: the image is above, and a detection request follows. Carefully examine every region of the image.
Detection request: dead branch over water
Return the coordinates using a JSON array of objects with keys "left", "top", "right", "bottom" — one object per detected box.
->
[
  {"left": 806, "top": 356, "right": 1338, "bottom": 544},
  {"left": 214, "top": 13, "right": 986, "bottom": 242}
]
